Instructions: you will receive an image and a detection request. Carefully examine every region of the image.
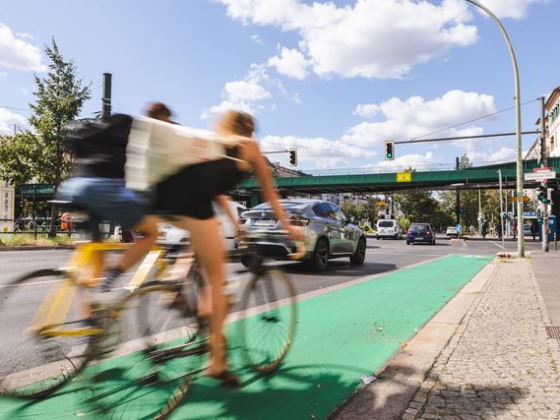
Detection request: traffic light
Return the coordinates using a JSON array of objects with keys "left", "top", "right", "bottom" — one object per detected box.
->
[
  {"left": 537, "top": 185, "right": 549, "bottom": 204},
  {"left": 289, "top": 149, "right": 297, "bottom": 166},
  {"left": 384, "top": 141, "right": 395, "bottom": 161}
]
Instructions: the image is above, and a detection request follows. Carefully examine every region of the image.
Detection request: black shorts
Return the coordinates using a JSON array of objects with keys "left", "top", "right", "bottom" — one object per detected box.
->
[{"left": 152, "top": 159, "right": 244, "bottom": 220}]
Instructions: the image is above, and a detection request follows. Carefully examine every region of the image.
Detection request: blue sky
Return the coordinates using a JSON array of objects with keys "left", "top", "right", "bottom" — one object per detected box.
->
[{"left": 0, "top": 0, "right": 558, "bottom": 172}]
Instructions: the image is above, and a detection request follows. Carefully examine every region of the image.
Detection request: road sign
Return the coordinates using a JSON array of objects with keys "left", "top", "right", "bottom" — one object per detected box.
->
[
  {"left": 456, "top": 224, "right": 462, "bottom": 233},
  {"left": 396, "top": 172, "right": 412, "bottom": 182},
  {"left": 525, "top": 171, "right": 556, "bottom": 181},
  {"left": 512, "top": 195, "right": 530, "bottom": 202},
  {"left": 533, "top": 167, "right": 554, "bottom": 173},
  {"left": 377, "top": 201, "right": 387, "bottom": 206}
]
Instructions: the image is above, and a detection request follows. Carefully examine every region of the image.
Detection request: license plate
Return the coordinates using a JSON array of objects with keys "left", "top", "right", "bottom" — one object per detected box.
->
[
  {"left": 414, "top": 237, "right": 423, "bottom": 241},
  {"left": 253, "top": 219, "right": 276, "bottom": 227}
]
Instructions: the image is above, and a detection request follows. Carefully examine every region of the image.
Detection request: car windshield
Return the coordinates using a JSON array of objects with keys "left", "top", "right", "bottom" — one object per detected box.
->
[
  {"left": 410, "top": 224, "right": 428, "bottom": 232},
  {"left": 447, "top": 226, "right": 456, "bottom": 230},
  {"left": 378, "top": 221, "right": 394, "bottom": 227},
  {"left": 253, "top": 201, "right": 308, "bottom": 211}
]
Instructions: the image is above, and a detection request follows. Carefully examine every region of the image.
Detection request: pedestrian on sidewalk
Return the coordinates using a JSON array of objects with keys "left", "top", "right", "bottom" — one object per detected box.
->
[
  {"left": 496, "top": 222, "right": 502, "bottom": 239},
  {"left": 531, "top": 219, "right": 539, "bottom": 241},
  {"left": 481, "top": 220, "right": 489, "bottom": 239}
]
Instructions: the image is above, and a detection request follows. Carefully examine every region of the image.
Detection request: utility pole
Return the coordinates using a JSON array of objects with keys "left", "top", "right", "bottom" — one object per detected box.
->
[
  {"left": 540, "top": 96, "right": 549, "bottom": 252},
  {"left": 456, "top": 157, "right": 461, "bottom": 225},
  {"left": 101, "top": 73, "right": 112, "bottom": 119}
]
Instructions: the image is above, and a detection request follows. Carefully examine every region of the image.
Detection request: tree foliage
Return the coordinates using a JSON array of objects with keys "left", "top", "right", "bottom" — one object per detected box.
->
[
  {"left": 28, "top": 39, "right": 91, "bottom": 189},
  {"left": 0, "top": 131, "right": 40, "bottom": 185},
  {"left": 0, "top": 39, "right": 91, "bottom": 234}
]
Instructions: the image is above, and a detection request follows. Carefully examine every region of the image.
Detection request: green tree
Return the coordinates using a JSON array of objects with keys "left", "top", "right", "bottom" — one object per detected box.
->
[
  {"left": 0, "top": 131, "right": 40, "bottom": 185},
  {"left": 0, "top": 39, "right": 91, "bottom": 235}
]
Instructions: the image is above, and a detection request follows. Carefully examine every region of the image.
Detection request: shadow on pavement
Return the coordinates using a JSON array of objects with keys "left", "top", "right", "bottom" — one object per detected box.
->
[
  {"left": 281, "top": 261, "right": 396, "bottom": 277},
  {"left": 173, "top": 363, "right": 367, "bottom": 420},
  {"left": 331, "top": 363, "right": 527, "bottom": 419}
]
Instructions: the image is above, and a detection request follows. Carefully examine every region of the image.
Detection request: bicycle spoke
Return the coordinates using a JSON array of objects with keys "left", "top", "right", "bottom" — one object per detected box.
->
[{"left": 238, "top": 269, "right": 297, "bottom": 373}]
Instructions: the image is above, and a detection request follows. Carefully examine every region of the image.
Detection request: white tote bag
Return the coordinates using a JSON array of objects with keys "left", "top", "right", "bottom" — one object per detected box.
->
[{"left": 126, "top": 117, "right": 230, "bottom": 191}]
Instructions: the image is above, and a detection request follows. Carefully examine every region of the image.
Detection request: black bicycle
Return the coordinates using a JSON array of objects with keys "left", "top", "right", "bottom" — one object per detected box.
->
[{"left": 89, "top": 233, "right": 299, "bottom": 419}]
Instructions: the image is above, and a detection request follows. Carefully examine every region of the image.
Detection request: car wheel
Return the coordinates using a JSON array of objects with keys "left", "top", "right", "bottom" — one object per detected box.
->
[
  {"left": 350, "top": 237, "right": 366, "bottom": 265},
  {"left": 406, "top": 241, "right": 410, "bottom": 245},
  {"left": 308, "top": 238, "right": 329, "bottom": 272}
]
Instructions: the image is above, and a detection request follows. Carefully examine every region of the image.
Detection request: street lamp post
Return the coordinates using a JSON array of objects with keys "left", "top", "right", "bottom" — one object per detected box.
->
[
  {"left": 498, "top": 169, "right": 505, "bottom": 249},
  {"left": 464, "top": 0, "right": 525, "bottom": 257}
]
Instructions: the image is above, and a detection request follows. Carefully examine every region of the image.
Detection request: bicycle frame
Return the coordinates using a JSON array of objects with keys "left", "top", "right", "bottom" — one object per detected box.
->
[{"left": 28, "top": 241, "right": 169, "bottom": 338}]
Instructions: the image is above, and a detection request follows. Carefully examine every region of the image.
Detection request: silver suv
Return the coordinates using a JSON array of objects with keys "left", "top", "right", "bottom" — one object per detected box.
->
[{"left": 240, "top": 199, "right": 367, "bottom": 271}]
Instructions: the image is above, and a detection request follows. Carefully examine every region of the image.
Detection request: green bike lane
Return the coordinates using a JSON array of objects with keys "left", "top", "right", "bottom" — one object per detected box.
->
[{"left": 0, "top": 254, "right": 492, "bottom": 419}]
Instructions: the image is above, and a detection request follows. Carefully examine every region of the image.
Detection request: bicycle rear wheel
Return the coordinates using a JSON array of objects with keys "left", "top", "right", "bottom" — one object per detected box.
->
[
  {"left": 87, "top": 279, "right": 204, "bottom": 419},
  {"left": 0, "top": 269, "right": 94, "bottom": 399},
  {"left": 237, "top": 268, "right": 297, "bottom": 373}
]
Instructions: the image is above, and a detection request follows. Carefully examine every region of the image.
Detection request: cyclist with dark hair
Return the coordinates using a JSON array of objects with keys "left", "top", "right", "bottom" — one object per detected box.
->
[{"left": 59, "top": 114, "right": 159, "bottom": 291}]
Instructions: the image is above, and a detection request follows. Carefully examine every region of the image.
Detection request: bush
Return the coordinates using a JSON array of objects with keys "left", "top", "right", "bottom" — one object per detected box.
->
[
  {"left": 398, "top": 217, "right": 411, "bottom": 232},
  {"left": 0, "top": 234, "right": 74, "bottom": 247}
]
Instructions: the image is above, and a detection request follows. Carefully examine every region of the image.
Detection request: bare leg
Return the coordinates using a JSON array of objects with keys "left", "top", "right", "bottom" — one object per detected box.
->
[
  {"left": 114, "top": 216, "right": 159, "bottom": 271},
  {"left": 171, "top": 216, "right": 228, "bottom": 374}
]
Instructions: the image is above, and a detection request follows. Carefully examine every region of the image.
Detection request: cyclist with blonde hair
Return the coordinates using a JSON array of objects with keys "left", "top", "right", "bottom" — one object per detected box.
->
[{"left": 152, "top": 110, "right": 303, "bottom": 385}]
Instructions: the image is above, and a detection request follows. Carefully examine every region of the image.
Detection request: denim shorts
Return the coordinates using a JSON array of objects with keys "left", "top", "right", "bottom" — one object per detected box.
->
[{"left": 58, "top": 177, "right": 145, "bottom": 230}]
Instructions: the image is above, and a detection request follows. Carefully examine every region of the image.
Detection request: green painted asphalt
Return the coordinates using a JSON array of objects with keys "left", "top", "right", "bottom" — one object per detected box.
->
[{"left": 0, "top": 254, "right": 491, "bottom": 419}]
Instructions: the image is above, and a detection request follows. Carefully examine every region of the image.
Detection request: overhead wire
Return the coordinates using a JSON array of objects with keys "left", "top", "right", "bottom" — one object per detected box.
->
[{"left": 408, "top": 97, "right": 540, "bottom": 142}]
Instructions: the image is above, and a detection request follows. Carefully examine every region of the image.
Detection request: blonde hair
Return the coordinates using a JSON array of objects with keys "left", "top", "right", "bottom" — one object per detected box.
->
[{"left": 216, "top": 110, "right": 255, "bottom": 137}]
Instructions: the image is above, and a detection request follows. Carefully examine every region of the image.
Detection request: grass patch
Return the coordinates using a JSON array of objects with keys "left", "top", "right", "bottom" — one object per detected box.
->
[{"left": 0, "top": 234, "right": 75, "bottom": 247}]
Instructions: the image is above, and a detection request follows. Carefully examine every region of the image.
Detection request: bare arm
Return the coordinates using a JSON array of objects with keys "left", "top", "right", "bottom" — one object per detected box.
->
[{"left": 243, "top": 140, "right": 303, "bottom": 240}]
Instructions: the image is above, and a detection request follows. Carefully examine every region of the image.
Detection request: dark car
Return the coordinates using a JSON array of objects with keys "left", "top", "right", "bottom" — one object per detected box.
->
[
  {"left": 240, "top": 199, "right": 367, "bottom": 271},
  {"left": 406, "top": 223, "right": 436, "bottom": 245}
]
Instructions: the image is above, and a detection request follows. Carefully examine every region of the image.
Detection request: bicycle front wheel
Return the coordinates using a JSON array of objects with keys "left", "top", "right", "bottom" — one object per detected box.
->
[
  {"left": 237, "top": 268, "right": 297, "bottom": 373},
  {"left": 87, "top": 280, "right": 204, "bottom": 419},
  {"left": 0, "top": 269, "right": 93, "bottom": 399}
]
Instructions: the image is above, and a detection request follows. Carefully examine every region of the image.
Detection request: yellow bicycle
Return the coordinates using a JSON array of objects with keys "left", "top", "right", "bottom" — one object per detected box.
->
[{"left": 0, "top": 235, "right": 173, "bottom": 400}]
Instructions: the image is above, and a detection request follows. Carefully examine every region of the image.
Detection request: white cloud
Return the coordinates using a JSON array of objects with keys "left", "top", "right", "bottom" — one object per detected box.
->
[
  {"left": 343, "top": 90, "right": 496, "bottom": 147},
  {"left": 201, "top": 63, "right": 271, "bottom": 120},
  {"left": 0, "top": 71, "right": 7, "bottom": 79},
  {"left": 268, "top": 47, "right": 310, "bottom": 80},
  {"left": 260, "top": 134, "right": 377, "bottom": 169},
  {"left": 467, "top": 146, "right": 516, "bottom": 164},
  {"left": 353, "top": 104, "right": 380, "bottom": 119},
  {"left": 477, "top": 0, "right": 547, "bottom": 20},
  {"left": 15, "top": 32, "right": 34, "bottom": 41},
  {"left": 0, "top": 23, "right": 45, "bottom": 72},
  {"left": 0, "top": 107, "right": 27, "bottom": 134},
  {"left": 219, "top": 0, "right": 479, "bottom": 79},
  {"left": 370, "top": 151, "right": 440, "bottom": 171},
  {"left": 251, "top": 34, "right": 264, "bottom": 45}
]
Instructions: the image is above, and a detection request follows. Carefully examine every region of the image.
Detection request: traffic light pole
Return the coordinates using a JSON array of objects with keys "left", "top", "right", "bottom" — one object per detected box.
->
[{"left": 540, "top": 96, "right": 549, "bottom": 252}]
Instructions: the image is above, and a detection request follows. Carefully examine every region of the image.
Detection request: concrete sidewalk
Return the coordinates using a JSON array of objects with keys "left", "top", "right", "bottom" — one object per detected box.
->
[{"left": 333, "top": 252, "right": 560, "bottom": 419}]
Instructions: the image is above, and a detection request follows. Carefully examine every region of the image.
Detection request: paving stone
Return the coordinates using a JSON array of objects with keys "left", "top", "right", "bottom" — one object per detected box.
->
[{"left": 401, "top": 259, "right": 560, "bottom": 419}]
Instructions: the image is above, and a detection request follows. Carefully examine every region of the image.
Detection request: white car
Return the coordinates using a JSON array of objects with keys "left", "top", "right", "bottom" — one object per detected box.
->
[
  {"left": 376, "top": 219, "right": 402, "bottom": 239},
  {"left": 157, "top": 201, "right": 247, "bottom": 251},
  {"left": 446, "top": 226, "right": 459, "bottom": 238}
]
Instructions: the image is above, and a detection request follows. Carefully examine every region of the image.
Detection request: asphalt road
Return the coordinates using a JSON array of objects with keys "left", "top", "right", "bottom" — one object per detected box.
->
[{"left": 0, "top": 236, "right": 545, "bottom": 386}]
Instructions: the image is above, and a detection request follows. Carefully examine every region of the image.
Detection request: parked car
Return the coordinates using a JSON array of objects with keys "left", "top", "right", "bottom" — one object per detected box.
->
[
  {"left": 446, "top": 226, "right": 459, "bottom": 238},
  {"left": 406, "top": 223, "right": 436, "bottom": 245},
  {"left": 376, "top": 219, "right": 402, "bottom": 239},
  {"left": 240, "top": 199, "right": 367, "bottom": 271}
]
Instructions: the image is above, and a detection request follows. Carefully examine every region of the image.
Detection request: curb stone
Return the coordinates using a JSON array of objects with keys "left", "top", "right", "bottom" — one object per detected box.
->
[{"left": 0, "top": 245, "right": 75, "bottom": 251}]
